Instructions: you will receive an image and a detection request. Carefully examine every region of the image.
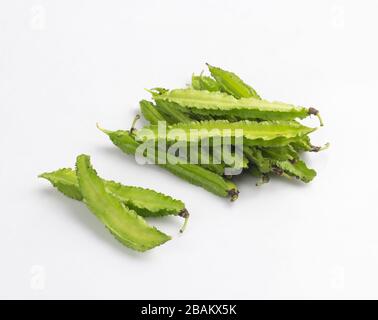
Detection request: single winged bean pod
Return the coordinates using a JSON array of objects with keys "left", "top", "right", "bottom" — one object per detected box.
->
[{"left": 152, "top": 89, "right": 323, "bottom": 125}]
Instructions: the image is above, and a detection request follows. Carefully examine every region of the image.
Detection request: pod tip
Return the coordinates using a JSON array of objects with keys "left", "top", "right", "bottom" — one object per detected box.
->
[
  {"left": 96, "top": 123, "right": 112, "bottom": 135},
  {"left": 130, "top": 114, "right": 140, "bottom": 134},
  {"left": 272, "top": 166, "right": 284, "bottom": 176},
  {"left": 228, "top": 189, "right": 239, "bottom": 202},
  {"left": 311, "top": 142, "right": 330, "bottom": 152},
  {"left": 179, "top": 209, "right": 190, "bottom": 233},
  {"left": 309, "top": 107, "right": 324, "bottom": 126},
  {"left": 145, "top": 88, "right": 155, "bottom": 95},
  {"left": 256, "top": 174, "right": 270, "bottom": 186}
]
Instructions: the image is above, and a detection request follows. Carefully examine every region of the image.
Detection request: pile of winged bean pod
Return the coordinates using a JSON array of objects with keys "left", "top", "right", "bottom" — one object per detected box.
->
[{"left": 40, "top": 64, "right": 328, "bottom": 252}]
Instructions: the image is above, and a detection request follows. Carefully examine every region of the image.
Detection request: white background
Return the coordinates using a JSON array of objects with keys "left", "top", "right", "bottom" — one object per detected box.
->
[{"left": 1, "top": 0, "right": 377, "bottom": 299}]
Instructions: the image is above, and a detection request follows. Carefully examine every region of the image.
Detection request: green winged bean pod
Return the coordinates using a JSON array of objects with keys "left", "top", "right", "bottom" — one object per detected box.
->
[{"left": 152, "top": 89, "right": 323, "bottom": 125}]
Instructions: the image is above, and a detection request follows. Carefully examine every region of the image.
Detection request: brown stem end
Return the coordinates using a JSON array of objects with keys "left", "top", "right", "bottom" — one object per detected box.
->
[{"left": 228, "top": 189, "right": 239, "bottom": 202}]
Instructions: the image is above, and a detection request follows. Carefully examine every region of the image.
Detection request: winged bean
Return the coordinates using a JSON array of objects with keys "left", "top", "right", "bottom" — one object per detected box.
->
[{"left": 152, "top": 89, "right": 323, "bottom": 124}]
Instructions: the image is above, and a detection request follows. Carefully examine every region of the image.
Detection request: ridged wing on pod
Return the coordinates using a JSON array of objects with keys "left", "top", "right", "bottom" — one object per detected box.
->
[
  {"left": 191, "top": 74, "right": 222, "bottom": 92},
  {"left": 39, "top": 168, "right": 83, "bottom": 201},
  {"left": 104, "top": 181, "right": 185, "bottom": 217},
  {"left": 206, "top": 64, "right": 261, "bottom": 99},
  {"left": 76, "top": 154, "right": 171, "bottom": 252},
  {"left": 152, "top": 89, "right": 313, "bottom": 122}
]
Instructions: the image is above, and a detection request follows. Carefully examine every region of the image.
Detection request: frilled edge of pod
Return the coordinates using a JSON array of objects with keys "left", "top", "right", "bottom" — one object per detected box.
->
[
  {"left": 206, "top": 63, "right": 261, "bottom": 100},
  {"left": 272, "top": 160, "right": 317, "bottom": 183},
  {"left": 39, "top": 168, "right": 83, "bottom": 201}
]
